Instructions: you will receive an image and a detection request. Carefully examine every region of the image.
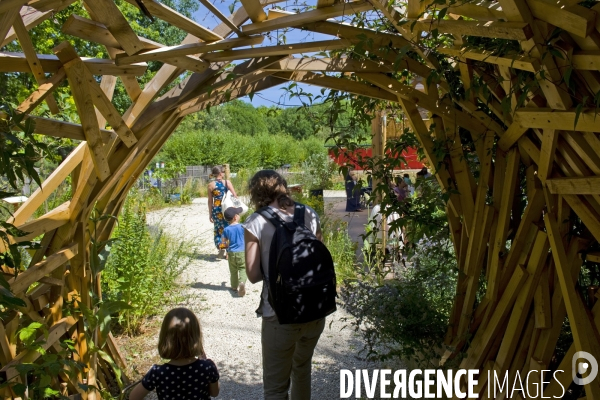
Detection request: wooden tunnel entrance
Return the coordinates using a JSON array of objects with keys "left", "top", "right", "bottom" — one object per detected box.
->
[{"left": 2, "top": 0, "right": 600, "bottom": 397}]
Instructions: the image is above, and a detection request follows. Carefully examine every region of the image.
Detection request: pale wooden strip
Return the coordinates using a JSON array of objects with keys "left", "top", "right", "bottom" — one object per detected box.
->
[
  {"left": 0, "top": 6, "right": 20, "bottom": 46},
  {"left": 275, "top": 71, "right": 396, "bottom": 102},
  {"left": 8, "top": 243, "right": 77, "bottom": 294},
  {"left": 546, "top": 176, "right": 600, "bottom": 194},
  {"left": 495, "top": 231, "right": 548, "bottom": 370},
  {"left": 0, "top": 0, "right": 27, "bottom": 15},
  {"left": 438, "top": 47, "right": 539, "bottom": 72},
  {"left": 55, "top": 42, "right": 110, "bottom": 181},
  {"left": 115, "top": 35, "right": 264, "bottom": 65},
  {"left": 537, "top": 129, "right": 558, "bottom": 183},
  {"left": 202, "top": 39, "right": 352, "bottom": 62},
  {"left": 0, "top": 51, "right": 147, "bottom": 76},
  {"left": 32, "top": 116, "right": 113, "bottom": 142},
  {"left": 9, "top": 144, "right": 85, "bottom": 226},
  {"left": 13, "top": 15, "right": 60, "bottom": 113},
  {"left": 545, "top": 213, "right": 600, "bottom": 398},
  {"left": 412, "top": 19, "right": 533, "bottom": 40},
  {"left": 527, "top": 0, "right": 595, "bottom": 38},
  {"left": 239, "top": 0, "right": 267, "bottom": 22},
  {"left": 13, "top": 201, "right": 71, "bottom": 242},
  {"left": 62, "top": 14, "right": 160, "bottom": 51},
  {"left": 16, "top": 68, "right": 66, "bottom": 114},
  {"left": 242, "top": 1, "right": 372, "bottom": 35},
  {"left": 94, "top": 75, "right": 117, "bottom": 129},
  {"left": 82, "top": 0, "right": 144, "bottom": 55},
  {"left": 264, "top": 57, "right": 395, "bottom": 72},
  {"left": 83, "top": 68, "right": 137, "bottom": 147},
  {"left": 572, "top": 51, "right": 600, "bottom": 71},
  {"left": 460, "top": 265, "right": 529, "bottom": 369},
  {"left": 197, "top": 0, "right": 244, "bottom": 35},
  {"left": 123, "top": 0, "right": 223, "bottom": 41}
]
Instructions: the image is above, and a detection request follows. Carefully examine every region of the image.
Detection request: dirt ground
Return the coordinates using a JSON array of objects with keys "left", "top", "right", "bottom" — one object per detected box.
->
[{"left": 115, "top": 196, "right": 380, "bottom": 399}]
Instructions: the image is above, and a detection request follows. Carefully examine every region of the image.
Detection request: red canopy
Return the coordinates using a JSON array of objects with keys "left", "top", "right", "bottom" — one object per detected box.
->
[{"left": 328, "top": 147, "right": 425, "bottom": 170}]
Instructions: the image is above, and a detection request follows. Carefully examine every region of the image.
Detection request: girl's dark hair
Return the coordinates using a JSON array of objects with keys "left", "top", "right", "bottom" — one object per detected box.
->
[
  {"left": 248, "top": 170, "right": 294, "bottom": 209},
  {"left": 158, "top": 308, "right": 205, "bottom": 360},
  {"left": 211, "top": 166, "right": 223, "bottom": 176}
]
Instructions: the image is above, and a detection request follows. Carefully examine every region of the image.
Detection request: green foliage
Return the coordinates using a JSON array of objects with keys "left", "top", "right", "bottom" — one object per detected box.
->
[
  {"left": 158, "top": 128, "right": 327, "bottom": 171},
  {"left": 321, "top": 217, "right": 358, "bottom": 284},
  {"left": 342, "top": 238, "right": 458, "bottom": 366},
  {"left": 102, "top": 195, "right": 189, "bottom": 334},
  {"left": 0, "top": 101, "right": 44, "bottom": 190},
  {"left": 300, "top": 153, "right": 338, "bottom": 190}
]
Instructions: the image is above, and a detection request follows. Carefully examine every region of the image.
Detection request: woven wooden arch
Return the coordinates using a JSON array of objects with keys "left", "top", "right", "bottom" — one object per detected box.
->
[{"left": 2, "top": 0, "right": 600, "bottom": 397}]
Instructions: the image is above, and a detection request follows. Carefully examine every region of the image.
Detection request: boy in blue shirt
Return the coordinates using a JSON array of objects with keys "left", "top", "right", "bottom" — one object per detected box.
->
[{"left": 222, "top": 207, "right": 247, "bottom": 297}]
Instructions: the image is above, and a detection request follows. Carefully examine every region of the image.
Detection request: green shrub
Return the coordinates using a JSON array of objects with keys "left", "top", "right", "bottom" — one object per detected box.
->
[
  {"left": 342, "top": 238, "right": 458, "bottom": 366},
  {"left": 321, "top": 216, "right": 358, "bottom": 284},
  {"left": 102, "top": 196, "right": 190, "bottom": 335}
]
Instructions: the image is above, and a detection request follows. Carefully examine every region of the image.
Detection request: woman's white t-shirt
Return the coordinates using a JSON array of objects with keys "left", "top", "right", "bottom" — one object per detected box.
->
[{"left": 243, "top": 205, "right": 320, "bottom": 318}]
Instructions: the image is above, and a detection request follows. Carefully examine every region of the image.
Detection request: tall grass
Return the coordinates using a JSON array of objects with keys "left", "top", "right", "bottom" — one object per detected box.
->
[{"left": 102, "top": 196, "right": 190, "bottom": 335}]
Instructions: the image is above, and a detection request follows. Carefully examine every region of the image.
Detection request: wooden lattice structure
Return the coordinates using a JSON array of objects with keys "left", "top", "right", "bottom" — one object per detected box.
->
[{"left": 2, "top": 0, "right": 600, "bottom": 397}]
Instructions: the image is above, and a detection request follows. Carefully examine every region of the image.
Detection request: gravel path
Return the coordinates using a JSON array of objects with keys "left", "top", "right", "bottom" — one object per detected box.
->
[{"left": 145, "top": 197, "right": 378, "bottom": 399}]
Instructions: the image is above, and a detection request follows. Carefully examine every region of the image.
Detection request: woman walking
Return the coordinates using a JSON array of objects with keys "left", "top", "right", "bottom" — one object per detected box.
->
[
  {"left": 207, "top": 166, "right": 237, "bottom": 257},
  {"left": 244, "top": 170, "right": 327, "bottom": 399}
]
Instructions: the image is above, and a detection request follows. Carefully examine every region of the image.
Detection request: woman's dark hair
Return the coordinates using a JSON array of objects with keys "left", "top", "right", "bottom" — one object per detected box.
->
[
  {"left": 248, "top": 170, "right": 294, "bottom": 209},
  {"left": 211, "top": 166, "right": 223, "bottom": 177},
  {"left": 158, "top": 308, "right": 205, "bottom": 360}
]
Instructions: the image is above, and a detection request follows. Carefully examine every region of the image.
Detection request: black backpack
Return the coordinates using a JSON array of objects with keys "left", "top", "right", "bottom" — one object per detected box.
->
[{"left": 258, "top": 203, "right": 337, "bottom": 324}]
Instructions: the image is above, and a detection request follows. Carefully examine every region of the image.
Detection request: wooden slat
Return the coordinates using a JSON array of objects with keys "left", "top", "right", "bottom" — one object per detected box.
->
[
  {"left": 82, "top": 67, "right": 137, "bottom": 147},
  {"left": 572, "top": 51, "right": 600, "bottom": 70},
  {"left": 412, "top": 19, "right": 533, "bottom": 40},
  {"left": 239, "top": 0, "right": 267, "bottom": 22},
  {"left": 62, "top": 14, "right": 161, "bottom": 51},
  {"left": 122, "top": 0, "right": 223, "bottom": 41},
  {"left": 0, "top": 0, "right": 27, "bottom": 14},
  {"left": 32, "top": 116, "right": 114, "bottom": 142},
  {"left": 16, "top": 68, "right": 66, "bottom": 114},
  {"left": 9, "top": 143, "right": 85, "bottom": 226},
  {"left": 202, "top": 39, "right": 352, "bottom": 62},
  {"left": 241, "top": 1, "right": 372, "bottom": 34},
  {"left": 12, "top": 14, "right": 60, "bottom": 113},
  {"left": 197, "top": 0, "right": 244, "bottom": 35},
  {"left": 358, "top": 72, "right": 495, "bottom": 136},
  {"left": 13, "top": 201, "right": 71, "bottom": 242},
  {"left": 55, "top": 43, "right": 110, "bottom": 181},
  {"left": 264, "top": 57, "right": 396, "bottom": 73},
  {"left": 275, "top": 71, "right": 397, "bottom": 102},
  {"left": 438, "top": 47, "right": 540, "bottom": 72},
  {"left": 0, "top": 5, "right": 20, "bottom": 47},
  {"left": 82, "top": 0, "right": 144, "bottom": 55},
  {"left": 0, "top": 51, "right": 148, "bottom": 76},
  {"left": 547, "top": 177, "right": 600, "bottom": 194},
  {"left": 8, "top": 243, "right": 77, "bottom": 294},
  {"left": 537, "top": 129, "right": 558, "bottom": 183},
  {"left": 114, "top": 35, "right": 264, "bottom": 65},
  {"left": 495, "top": 231, "right": 548, "bottom": 370},
  {"left": 526, "top": 0, "right": 595, "bottom": 38},
  {"left": 545, "top": 213, "right": 600, "bottom": 399}
]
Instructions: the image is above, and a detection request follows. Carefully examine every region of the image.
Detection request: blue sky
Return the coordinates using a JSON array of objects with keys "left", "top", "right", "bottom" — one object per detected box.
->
[{"left": 192, "top": 0, "right": 331, "bottom": 107}]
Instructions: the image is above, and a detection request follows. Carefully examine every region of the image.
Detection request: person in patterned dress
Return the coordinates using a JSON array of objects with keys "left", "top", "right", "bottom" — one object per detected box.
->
[{"left": 207, "top": 166, "right": 238, "bottom": 258}]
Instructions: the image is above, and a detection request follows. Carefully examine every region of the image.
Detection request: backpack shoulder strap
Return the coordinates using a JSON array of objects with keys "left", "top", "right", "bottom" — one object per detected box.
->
[
  {"left": 293, "top": 202, "right": 306, "bottom": 226},
  {"left": 257, "top": 206, "right": 285, "bottom": 228}
]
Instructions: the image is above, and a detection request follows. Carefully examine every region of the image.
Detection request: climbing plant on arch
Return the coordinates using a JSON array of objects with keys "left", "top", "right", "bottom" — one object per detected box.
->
[{"left": 2, "top": 0, "right": 600, "bottom": 397}]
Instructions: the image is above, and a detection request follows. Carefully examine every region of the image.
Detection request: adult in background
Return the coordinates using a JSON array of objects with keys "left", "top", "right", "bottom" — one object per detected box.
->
[
  {"left": 345, "top": 170, "right": 362, "bottom": 212},
  {"left": 208, "top": 166, "right": 237, "bottom": 258},
  {"left": 244, "top": 170, "right": 326, "bottom": 399}
]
